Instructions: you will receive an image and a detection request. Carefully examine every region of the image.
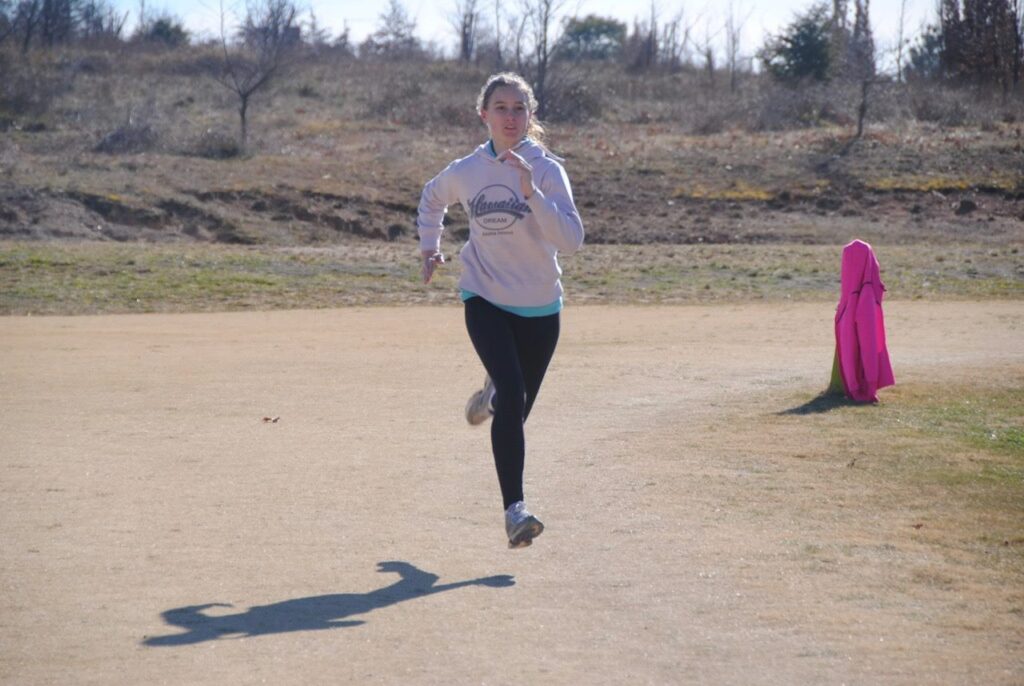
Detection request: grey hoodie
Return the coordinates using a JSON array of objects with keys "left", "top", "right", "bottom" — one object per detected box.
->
[{"left": 417, "top": 139, "right": 585, "bottom": 308}]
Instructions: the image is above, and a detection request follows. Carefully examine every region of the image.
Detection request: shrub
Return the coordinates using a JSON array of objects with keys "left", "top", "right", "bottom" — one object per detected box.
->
[
  {"left": 190, "top": 129, "right": 242, "bottom": 159},
  {"left": 94, "top": 121, "right": 159, "bottom": 153},
  {"left": 365, "top": 75, "right": 425, "bottom": 121},
  {"left": 145, "top": 47, "right": 224, "bottom": 77},
  {"left": 139, "top": 16, "right": 190, "bottom": 49},
  {"left": 754, "top": 82, "right": 833, "bottom": 130},
  {"left": 693, "top": 113, "right": 726, "bottom": 135},
  {"left": 543, "top": 74, "right": 603, "bottom": 123},
  {"left": 62, "top": 52, "right": 113, "bottom": 75},
  {"left": 910, "top": 88, "right": 975, "bottom": 127},
  {"left": 0, "top": 49, "right": 73, "bottom": 121}
]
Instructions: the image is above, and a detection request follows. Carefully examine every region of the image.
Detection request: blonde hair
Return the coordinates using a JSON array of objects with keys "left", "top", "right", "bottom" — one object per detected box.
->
[{"left": 476, "top": 72, "right": 546, "bottom": 144}]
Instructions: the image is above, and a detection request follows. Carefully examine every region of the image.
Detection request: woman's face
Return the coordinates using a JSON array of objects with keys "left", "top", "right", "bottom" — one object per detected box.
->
[{"left": 480, "top": 85, "right": 531, "bottom": 150}]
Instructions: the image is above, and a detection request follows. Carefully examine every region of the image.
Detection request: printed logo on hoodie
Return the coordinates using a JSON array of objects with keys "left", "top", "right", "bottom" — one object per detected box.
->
[{"left": 469, "top": 184, "right": 532, "bottom": 231}]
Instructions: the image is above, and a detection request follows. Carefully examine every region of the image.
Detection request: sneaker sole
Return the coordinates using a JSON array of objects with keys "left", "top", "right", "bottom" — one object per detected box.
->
[
  {"left": 465, "top": 391, "right": 492, "bottom": 425},
  {"left": 508, "top": 519, "right": 544, "bottom": 549}
]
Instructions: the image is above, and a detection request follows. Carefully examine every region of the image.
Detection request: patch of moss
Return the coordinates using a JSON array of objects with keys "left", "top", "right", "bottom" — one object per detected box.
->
[
  {"left": 673, "top": 181, "right": 776, "bottom": 202},
  {"left": 865, "top": 175, "right": 1020, "bottom": 193}
]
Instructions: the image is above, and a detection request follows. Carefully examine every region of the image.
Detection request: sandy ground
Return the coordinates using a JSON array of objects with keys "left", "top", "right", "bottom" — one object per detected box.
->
[{"left": 1, "top": 301, "right": 1022, "bottom": 685}]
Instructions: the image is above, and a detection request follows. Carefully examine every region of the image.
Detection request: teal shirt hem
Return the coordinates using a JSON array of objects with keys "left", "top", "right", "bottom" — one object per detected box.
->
[{"left": 461, "top": 290, "right": 562, "bottom": 317}]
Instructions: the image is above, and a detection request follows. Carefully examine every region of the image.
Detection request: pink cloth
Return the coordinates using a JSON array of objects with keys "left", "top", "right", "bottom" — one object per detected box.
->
[{"left": 835, "top": 239, "right": 895, "bottom": 403}]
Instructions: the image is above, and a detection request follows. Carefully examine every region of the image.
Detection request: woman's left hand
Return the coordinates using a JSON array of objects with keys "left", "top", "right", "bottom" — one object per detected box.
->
[{"left": 498, "top": 148, "right": 538, "bottom": 200}]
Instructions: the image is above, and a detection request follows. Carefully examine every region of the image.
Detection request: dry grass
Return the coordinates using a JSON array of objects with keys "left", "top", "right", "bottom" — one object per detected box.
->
[{"left": 2, "top": 49, "right": 1023, "bottom": 250}]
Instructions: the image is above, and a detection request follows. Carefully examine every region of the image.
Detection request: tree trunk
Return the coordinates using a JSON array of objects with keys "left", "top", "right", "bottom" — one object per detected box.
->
[
  {"left": 239, "top": 95, "right": 249, "bottom": 150},
  {"left": 855, "top": 78, "right": 870, "bottom": 140}
]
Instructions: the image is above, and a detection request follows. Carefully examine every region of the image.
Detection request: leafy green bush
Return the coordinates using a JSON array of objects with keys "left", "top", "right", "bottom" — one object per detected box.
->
[{"left": 759, "top": 3, "right": 832, "bottom": 84}]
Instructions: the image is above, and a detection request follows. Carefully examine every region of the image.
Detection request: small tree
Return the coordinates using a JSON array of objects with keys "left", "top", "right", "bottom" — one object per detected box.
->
[
  {"left": 0, "top": 0, "right": 15, "bottom": 43},
  {"left": 14, "top": 0, "right": 43, "bottom": 52},
  {"left": 558, "top": 14, "right": 625, "bottom": 60},
  {"left": 830, "top": 0, "right": 850, "bottom": 76},
  {"left": 214, "top": 0, "right": 299, "bottom": 150},
  {"left": 37, "top": 0, "right": 74, "bottom": 48},
  {"left": 78, "top": 0, "right": 129, "bottom": 45},
  {"left": 760, "top": 2, "right": 832, "bottom": 83},
  {"left": 332, "top": 22, "right": 354, "bottom": 57},
  {"left": 660, "top": 9, "right": 693, "bottom": 70},
  {"left": 303, "top": 8, "right": 331, "bottom": 51},
  {"left": 138, "top": 13, "right": 189, "bottom": 47},
  {"left": 695, "top": 18, "right": 720, "bottom": 89},
  {"left": 848, "top": 0, "right": 875, "bottom": 140},
  {"left": 847, "top": 0, "right": 875, "bottom": 80},
  {"left": 623, "top": 7, "right": 658, "bottom": 70},
  {"left": 894, "top": 0, "right": 909, "bottom": 81},
  {"left": 725, "top": 1, "right": 751, "bottom": 92},
  {"left": 907, "top": 23, "right": 943, "bottom": 80},
  {"left": 359, "top": 0, "right": 421, "bottom": 60},
  {"left": 450, "top": 0, "right": 479, "bottom": 62},
  {"left": 491, "top": 0, "right": 504, "bottom": 67},
  {"left": 927, "top": 0, "right": 1023, "bottom": 91}
]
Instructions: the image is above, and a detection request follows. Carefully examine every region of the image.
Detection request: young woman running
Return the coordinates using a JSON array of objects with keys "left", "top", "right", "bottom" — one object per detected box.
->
[{"left": 417, "top": 72, "right": 585, "bottom": 549}]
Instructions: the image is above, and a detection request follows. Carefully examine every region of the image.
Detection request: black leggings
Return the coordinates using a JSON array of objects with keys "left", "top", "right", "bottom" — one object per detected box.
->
[{"left": 464, "top": 296, "right": 560, "bottom": 510}]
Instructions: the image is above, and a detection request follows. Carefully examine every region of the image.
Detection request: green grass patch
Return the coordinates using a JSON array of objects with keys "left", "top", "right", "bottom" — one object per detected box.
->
[
  {"left": 1, "top": 240, "right": 1022, "bottom": 315},
  {"left": 879, "top": 385, "right": 1024, "bottom": 483},
  {"left": 791, "top": 382, "right": 1024, "bottom": 490},
  {"left": 776, "top": 379, "right": 1024, "bottom": 572}
]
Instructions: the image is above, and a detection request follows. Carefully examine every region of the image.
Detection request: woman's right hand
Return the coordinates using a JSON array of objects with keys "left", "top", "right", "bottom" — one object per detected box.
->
[{"left": 421, "top": 250, "right": 444, "bottom": 284}]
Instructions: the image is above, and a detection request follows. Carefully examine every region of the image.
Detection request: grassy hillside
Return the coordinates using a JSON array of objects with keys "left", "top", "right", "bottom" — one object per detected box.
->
[{"left": 1, "top": 51, "right": 1022, "bottom": 313}]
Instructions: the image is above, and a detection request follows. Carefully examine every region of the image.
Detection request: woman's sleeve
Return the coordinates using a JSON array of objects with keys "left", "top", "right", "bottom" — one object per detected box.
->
[
  {"left": 525, "top": 162, "right": 585, "bottom": 255},
  {"left": 416, "top": 164, "right": 458, "bottom": 252}
]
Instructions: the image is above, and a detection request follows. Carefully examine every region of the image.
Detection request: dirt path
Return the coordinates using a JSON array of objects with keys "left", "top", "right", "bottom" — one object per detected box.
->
[{"left": 1, "top": 302, "right": 1021, "bottom": 685}]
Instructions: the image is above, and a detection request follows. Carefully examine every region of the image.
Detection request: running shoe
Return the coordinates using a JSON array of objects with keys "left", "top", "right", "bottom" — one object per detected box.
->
[
  {"left": 465, "top": 375, "right": 495, "bottom": 425},
  {"left": 505, "top": 501, "right": 544, "bottom": 549}
]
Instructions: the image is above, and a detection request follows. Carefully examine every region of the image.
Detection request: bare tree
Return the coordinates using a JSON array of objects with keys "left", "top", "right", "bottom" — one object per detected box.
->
[
  {"left": 849, "top": 0, "right": 875, "bottom": 143},
  {"left": 512, "top": 11, "right": 527, "bottom": 73},
  {"left": 831, "top": 0, "right": 851, "bottom": 77},
  {"left": 450, "top": 0, "right": 479, "bottom": 62},
  {"left": 215, "top": 0, "right": 299, "bottom": 150},
  {"left": 78, "top": 0, "right": 129, "bottom": 45},
  {"left": 493, "top": 0, "right": 503, "bottom": 66},
  {"left": 695, "top": 16, "right": 721, "bottom": 89},
  {"left": 304, "top": 8, "right": 330, "bottom": 50},
  {"left": 0, "top": 1, "right": 13, "bottom": 43},
  {"left": 725, "top": 0, "right": 752, "bottom": 92},
  {"left": 895, "top": 0, "right": 909, "bottom": 81},
  {"left": 660, "top": 8, "right": 693, "bottom": 70},
  {"left": 1014, "top": 0, "right": 1023, "bottom": 89},
  {"left": 624, "top": 3, "right": 658, "bottom": 70},
  {"left": 15, "top": 0, "right": 42, "bottom": 52},
  {"left": 519, "top": 0, "right": 569, "bottom": 118},
  {"left": 934, "top": 0, "right": 1022, "bottom": 91}
]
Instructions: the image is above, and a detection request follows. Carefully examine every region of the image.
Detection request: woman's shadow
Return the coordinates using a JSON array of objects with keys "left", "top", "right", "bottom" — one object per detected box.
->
[{"left": 143, "top": 561, "right": 514, "bottom": 647}]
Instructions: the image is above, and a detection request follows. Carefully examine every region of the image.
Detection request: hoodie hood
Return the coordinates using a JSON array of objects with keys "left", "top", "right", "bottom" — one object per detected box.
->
[
  {"left": 840, "top": 239, "right": 885, "bottom": 302},
  {"left": 474, "top": 138, "right": 563, "bottom": 164}
]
